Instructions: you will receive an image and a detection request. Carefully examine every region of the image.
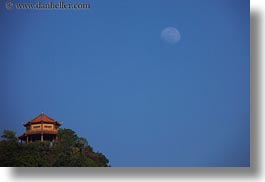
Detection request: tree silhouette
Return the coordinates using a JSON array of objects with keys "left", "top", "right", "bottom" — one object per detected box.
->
[{"left": 1, "top": 130, "right": 17, "bottom": 141}]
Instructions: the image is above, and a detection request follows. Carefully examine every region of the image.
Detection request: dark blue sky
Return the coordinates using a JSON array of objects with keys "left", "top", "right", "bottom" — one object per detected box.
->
[{"left": 0, "top": 0, "right": 249, "bottom": 166}]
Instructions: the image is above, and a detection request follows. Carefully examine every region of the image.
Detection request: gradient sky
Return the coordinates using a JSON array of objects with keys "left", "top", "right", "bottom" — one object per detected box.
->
[{"left": 0, "top": 0, "right": 249, "bottom": 166}]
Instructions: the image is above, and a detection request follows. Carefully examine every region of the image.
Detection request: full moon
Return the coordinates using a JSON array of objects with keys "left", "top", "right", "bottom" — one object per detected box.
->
[{"left": 161, "top": 27, "right": 181, "bottom": 44}]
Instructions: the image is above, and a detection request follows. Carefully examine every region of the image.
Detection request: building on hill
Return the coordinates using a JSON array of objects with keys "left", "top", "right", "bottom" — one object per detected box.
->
[{"left": 18, "top": 113, "right": 63, "bottom": 143}]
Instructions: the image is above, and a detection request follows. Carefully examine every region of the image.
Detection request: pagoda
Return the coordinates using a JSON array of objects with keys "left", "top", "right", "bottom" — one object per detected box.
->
[{"left": 18, "top": 113, "right": 63, "bottom": 143}]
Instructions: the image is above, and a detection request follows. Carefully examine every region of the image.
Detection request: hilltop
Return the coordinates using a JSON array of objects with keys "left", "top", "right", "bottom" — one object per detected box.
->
[{"left": 0, "top": 128, "right": 109, "bottom": 167}]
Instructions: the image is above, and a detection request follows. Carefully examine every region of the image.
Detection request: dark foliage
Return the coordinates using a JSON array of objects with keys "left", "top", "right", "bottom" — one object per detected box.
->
[{"left": 0, "top": 129, "right": 109, "bottom": 167}]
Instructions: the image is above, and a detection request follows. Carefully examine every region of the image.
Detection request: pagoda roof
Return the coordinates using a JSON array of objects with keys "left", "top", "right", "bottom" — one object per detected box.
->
[{"left": 23, "top": 113, "right": 63, "bottom": 126}]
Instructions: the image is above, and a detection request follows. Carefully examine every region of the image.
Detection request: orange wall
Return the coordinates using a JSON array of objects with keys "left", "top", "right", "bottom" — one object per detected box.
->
[{"left": 30, "top": 124, "right": 56, "bottom": 131}]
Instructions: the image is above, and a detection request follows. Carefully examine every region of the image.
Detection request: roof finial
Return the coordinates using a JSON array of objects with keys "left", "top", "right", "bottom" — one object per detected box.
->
[{"left": 41, "top": 112, "right": 44, "bottom": 115}]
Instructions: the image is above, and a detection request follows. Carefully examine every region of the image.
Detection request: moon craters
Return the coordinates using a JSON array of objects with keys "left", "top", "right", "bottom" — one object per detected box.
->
[{"left": 161, "top": 27, "right": 181, "bottom": 44}]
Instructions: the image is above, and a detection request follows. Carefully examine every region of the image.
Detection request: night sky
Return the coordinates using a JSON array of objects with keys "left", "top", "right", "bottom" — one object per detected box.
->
[{"left": 0, "top": 0, "right": 249, "bottom": 166}]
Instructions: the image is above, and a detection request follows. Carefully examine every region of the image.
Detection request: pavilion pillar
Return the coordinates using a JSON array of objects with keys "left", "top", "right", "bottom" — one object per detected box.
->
[{"left": 41, "top": 133, "right": 43, "bottom": 142}]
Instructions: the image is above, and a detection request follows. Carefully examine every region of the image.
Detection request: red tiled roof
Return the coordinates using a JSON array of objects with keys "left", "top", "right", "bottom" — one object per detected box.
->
[{"left": 23, "top": 113, "right": 62, "bottom": 126}]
